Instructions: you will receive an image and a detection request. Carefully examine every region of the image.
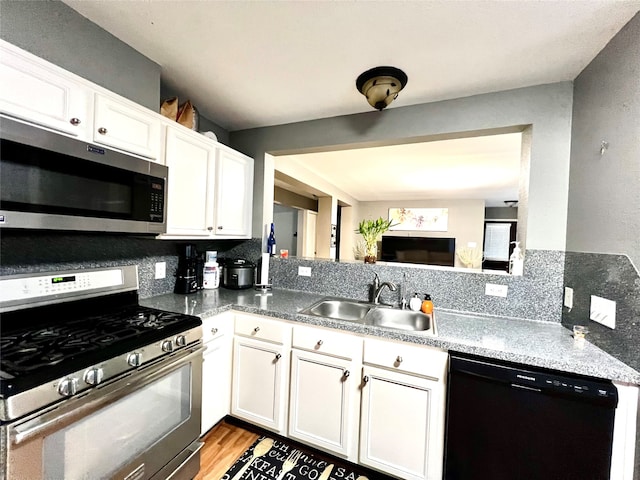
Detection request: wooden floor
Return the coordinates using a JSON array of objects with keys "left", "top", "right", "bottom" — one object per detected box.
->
[{"left": 194, "top": 420, "right": 260, "bottom": 480}]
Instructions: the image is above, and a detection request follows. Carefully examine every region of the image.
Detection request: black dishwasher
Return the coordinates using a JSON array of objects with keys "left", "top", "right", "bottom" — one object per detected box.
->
[{"left": 444, "top": 353, "right": 618, "bottom": 480}]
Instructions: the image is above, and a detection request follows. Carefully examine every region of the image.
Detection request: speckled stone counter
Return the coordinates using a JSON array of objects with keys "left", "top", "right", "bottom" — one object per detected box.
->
[{"left": 140, "top": 288, "right": 640, "bottom": 385}]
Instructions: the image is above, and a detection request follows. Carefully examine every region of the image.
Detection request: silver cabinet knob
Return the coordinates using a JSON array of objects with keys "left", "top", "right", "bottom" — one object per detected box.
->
[
  {"left": 97, "top": 127, "right": 108, "bottom": 135},
  {"left": 396, "top": 356, "right": 403, "bottom": 363},
  {"left": 217, "top": 226, "right": 223, "bottom": 230},
  {"left": 161, "top": 340, "right": 174, "bottom": 353},
  {"left": 175, "top": 335, "right": 187, "bottom": 347},
  {"left": 253, "top": 326, "right": 260, "bottom": 333},
  {"left": 58, "top": 378, "right": 78, "bottom": 396},
  {"left": 127, "top": 352, "right": 142, "bottom": 367},
  {"left": 343, "top": 370, "right": 350, "bottom": 378},
  {"left": 211, "top": 327, "right": 218, "bottom": 335},
  {"left": 207, "top": 226, "right": 213, "bottom": 231},
  {"left": 83, "top": 368, "right": 104, "bottom": 386},
  {"left": 275, "top": 353, "right": 282, "bottom": 360},
  {"left": 317, "top": 340, "right": 323, "bottom": 346},
  {"left": 70, "top": 117, "right": 81, "bottom": 125},
  {"left": 363, "top": 375, "right": 370, "bottom": 384}
]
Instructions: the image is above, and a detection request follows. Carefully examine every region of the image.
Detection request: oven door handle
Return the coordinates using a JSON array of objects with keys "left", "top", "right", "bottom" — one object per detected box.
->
[{"left": 11, "top": 345, "right": 204, "bottom": 446}]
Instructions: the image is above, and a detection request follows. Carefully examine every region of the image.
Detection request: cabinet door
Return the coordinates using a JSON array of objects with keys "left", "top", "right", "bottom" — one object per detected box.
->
[
  {"left": 231, "top": 336, "right": 289, "bottom": 434},
  {"left": 213, "top": 147, "right": 253, "bottom": 237},
  {"left": 164, "top": 127, "right": 215, "bottom": 236},
  {"left": 201, "top": 333, "right": 233, "bottom": 436},
  {"left": 0, "top": 41, "right": 90, "bottom": 137},
  {"left": 359, "top": 365, "right": 446, "bottom": 480},
  {"left": 93, "top": 93, "right": 161, "bottom": 159},
  {"left": 288, "top": 349, "right": 359, "bottom": 460}
]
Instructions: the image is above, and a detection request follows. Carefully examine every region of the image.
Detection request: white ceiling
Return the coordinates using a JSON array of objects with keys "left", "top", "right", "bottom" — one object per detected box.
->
[
  {"left": 62, "top": 0, "right": 639, "bottom": 132},
  {"left": 275, "top": 132, "right": 523, "bottom": 205}
]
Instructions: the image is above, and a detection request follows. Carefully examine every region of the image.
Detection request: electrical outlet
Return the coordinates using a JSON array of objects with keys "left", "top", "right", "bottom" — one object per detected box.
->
[
  {"left": 155, "top": 261, "right": 166, "bottom": 280},
  {"left": 590, "top": 295, "right": 616, "bottom": 329},
  {"left": 564, "top": 287, "right": 574, "bottom": 310},
  {"left": 298, "top": 266, "right": 312, "bottom": 277},
  {"left": 485, "top": 283, "right": 508, "bottom": 297}
]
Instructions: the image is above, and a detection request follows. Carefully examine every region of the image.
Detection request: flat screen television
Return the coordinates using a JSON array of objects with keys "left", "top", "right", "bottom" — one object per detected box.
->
[{"left": 381, "top": 236, "right": 456, "bottom": 267}]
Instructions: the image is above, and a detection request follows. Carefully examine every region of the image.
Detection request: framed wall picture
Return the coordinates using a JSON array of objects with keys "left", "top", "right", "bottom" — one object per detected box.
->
[{"left": 388, "top": 207, "right": 449, "bottom": 231}]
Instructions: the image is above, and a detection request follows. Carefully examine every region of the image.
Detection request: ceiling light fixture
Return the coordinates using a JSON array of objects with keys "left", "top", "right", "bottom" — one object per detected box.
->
[{"left": 356, "top": 66, "right": 408, "bottom": 111}]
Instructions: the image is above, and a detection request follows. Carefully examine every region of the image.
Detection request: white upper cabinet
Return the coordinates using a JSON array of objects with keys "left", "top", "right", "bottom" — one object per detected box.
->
[
  {"left": 93, "top": 93, "right": 161, "bottom": 160},
  {"left": 213, "top": 146, "right": 254, "bottom": 237},
  {"left": 163, "top": 127, "right": 216, "bottom": 237},
  {"left": 160, "top": 124, "right": 254, "bottom": 239},
  {"left": 0, "top": 40, "right": 91, "bottom": 137}
]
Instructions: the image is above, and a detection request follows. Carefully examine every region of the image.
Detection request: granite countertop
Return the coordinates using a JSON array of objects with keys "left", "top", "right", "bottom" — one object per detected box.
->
[{"left": 141, "top": 287, "right": 640, "bottom": 385}]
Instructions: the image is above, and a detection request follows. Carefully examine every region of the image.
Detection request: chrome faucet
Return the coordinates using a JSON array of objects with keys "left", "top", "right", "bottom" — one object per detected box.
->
[{"left": 371, "top": 272, "right": 398, "bottom": 305}]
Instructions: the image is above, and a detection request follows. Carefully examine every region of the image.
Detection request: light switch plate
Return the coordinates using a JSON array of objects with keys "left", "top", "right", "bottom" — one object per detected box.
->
[
  {"left": 485, "top": 283, "right": 508, "bottom": 297},
  {"left": 298, "top": 266, "right": 312, "bottom": 277},
  {"left": 564, "top": 287, "right": 574, "bottom": 310},
  {"left": 590, "top": 295, "right": 616, "bottom": 329},
  {"left": 155, "top": 261, "right": 166, "bottom": 280}
]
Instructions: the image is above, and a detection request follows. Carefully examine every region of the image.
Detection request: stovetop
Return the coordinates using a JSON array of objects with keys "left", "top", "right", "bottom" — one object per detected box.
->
[{"left": 0, "top": 292, "right": 202, "bottom": 397}]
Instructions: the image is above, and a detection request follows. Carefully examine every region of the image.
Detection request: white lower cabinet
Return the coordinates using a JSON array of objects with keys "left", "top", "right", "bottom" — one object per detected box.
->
[
  {"left": 231, "top": 314, "right": 292, "bottom": 434},
  {"left": 359, "top": 337, "right": 448, "bottom": 480},
  {"left": 200, "top": 312, "right": 233, "bottom": 436},
  {"left": 288, "top": 325, "right": 362, "bottom": 461}
]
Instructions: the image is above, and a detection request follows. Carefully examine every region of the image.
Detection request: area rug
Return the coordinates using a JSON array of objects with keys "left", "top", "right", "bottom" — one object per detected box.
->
[{"left": 221, "top": 435, "right": 390, "bottom": 480}]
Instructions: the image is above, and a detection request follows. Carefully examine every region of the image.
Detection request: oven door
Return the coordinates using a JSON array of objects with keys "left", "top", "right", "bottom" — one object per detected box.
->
[{"left": 3, "top": 345, "right": 203, "bottom": 480}]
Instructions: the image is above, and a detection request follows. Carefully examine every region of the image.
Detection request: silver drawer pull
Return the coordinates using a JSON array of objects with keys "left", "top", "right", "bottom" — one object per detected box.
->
[
  {"left": 343, "top": 370, "right": 350, "bottom": 378},
  {"left": 275, "top": 353, "right": 282, "bottom": 360},
  {"left": 363, "top": 375, "right": 370, "bottom": 384},
  {"left": 396, "top": 356, "right": 403, "bottom": 363},
  {"left": 217, "top": 226, "right": 223, "bottom": 230},
  {"left": 211, "top": 328, "right": 218, "bottom": 335},
  {"left": 97, "top": 127, "right": 107, "bottom": 135},
  {"left": 254, "top": 326, "right": 260, "bottom": 333},
  {"left": 70, "top": 117, "right": 81, "bottom": 125},
  {"left": 317, "top": 340, "right": 323, "bottom": 346}
]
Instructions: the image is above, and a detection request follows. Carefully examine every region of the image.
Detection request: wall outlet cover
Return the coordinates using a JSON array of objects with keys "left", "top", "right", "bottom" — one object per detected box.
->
[
  {"left": 485, "top": 283, "right": 508, "bottom": 297},
  {"left": 590, "top": 295, "right": 616, "bottom": 329},
  {"left": 155, "top": 261, "right": 166, "bottom": 280},
  {"left": 298, "top": 266, "right": 312, "bottom": 277}
]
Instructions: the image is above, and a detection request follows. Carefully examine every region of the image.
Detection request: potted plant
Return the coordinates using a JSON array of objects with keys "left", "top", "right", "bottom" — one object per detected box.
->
[{"left": 356, "top": 217, "right": 396, "bottom": 264}]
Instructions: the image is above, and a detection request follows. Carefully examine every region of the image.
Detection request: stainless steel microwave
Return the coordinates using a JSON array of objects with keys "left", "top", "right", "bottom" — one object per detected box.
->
[{"left": 0, "top": 115, "right": 167, "bottom": 234}]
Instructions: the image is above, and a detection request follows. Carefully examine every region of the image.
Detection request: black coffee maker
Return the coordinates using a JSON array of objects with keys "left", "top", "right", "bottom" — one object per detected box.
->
[{"left": 174, "top": 244, "right": 199, "bottom": 294}]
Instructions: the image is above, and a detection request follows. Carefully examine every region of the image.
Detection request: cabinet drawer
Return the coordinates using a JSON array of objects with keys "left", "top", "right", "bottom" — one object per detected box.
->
[
  {"left": 234, "top": 313, "right": 291, "bottom": 345},
  {"left": 202, "top": 312, "right": 234, "bottom": 343},
  {"left": 364, "top": 337, "right": 448, "bottom": 379},
  {"left": 292, "top": 324, "right": 362, "bottom": 359}
]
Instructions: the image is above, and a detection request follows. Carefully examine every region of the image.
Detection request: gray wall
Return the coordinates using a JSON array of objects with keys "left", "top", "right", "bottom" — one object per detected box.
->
[
  {"left": 231, "top": 82, "right": 574, "bottom": 253},
  {"left": 0, "top": 0, "right": 161, "bottom": 111},
  {"left": 566, "top": 13, "right": 640, "bottom": 267},
  {"left": 563, "top": 12, "right": 639, "bottom": 371}
]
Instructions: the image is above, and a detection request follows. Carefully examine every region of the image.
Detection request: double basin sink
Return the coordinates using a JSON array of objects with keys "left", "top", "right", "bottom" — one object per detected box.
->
[{"left": 300, "top": 297, "right": 436, "bottom": 335}]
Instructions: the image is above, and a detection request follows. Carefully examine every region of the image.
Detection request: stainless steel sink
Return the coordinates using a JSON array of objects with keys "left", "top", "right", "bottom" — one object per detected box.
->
[
  {"left": 364, "top": 307, "right": 433, "bottom": 332},
  {"left": 300, "top": 298, "right": 374, "bottom": 321},
  {"left": 300, "top": 297, "right": 436, "bottom": 334}
]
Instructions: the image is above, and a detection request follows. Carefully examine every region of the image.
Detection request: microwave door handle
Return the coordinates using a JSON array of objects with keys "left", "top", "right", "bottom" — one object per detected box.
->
[{"left": 11, "top": 346, "right": 203, "bottom": 446}]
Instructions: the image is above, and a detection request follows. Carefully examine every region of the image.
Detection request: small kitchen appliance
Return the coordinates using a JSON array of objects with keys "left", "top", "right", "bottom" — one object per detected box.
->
[
  {"left": 222, "top": 258, "right": 255, "bottom": 289},
  {"left": 0, "top": 265, "right": 204, "bottom": 480},
  {"left": 175, "top": 243, "right": 199, "bottom": 294}
]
